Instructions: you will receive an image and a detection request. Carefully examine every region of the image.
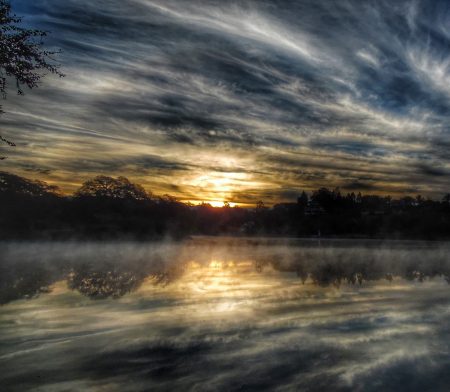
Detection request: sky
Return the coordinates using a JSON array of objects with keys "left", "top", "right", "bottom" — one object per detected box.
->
[{"left": 2, "top": 0, "right": 450, "bottom": 205}]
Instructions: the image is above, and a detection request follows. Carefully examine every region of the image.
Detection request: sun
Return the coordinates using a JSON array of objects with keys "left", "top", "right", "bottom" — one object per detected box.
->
[
  {"left": 189, "top": 171, "right": 248, "bottom": 206},
  {"left": 208, "top": 200, "right": 236, "bottom": 207}
]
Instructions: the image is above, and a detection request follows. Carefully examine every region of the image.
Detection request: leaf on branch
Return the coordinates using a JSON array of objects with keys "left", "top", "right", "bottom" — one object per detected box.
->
[{"left": 0, "top": 0, "right": 64, "bottom": 97}]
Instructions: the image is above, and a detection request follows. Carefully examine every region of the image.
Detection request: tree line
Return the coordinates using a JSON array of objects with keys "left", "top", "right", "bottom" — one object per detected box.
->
[{"left": 1, "top": 171, "right": 450, "bottom": 240}]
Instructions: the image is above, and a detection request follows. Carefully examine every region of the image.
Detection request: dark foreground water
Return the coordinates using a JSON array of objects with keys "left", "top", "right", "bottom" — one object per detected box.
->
[{"left": 1, "top": 238, "right": 449, "bottom": 391}]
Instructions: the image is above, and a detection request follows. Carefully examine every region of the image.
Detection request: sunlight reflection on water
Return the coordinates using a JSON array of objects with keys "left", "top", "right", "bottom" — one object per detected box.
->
[{"left": 0, "top": 238, "right": 449, "bottom": 391}]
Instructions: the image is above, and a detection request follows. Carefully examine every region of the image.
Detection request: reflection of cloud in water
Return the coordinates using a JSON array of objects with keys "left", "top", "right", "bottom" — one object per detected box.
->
[{"left": 0, "top": 238, "right": 449, "bottom": 391}]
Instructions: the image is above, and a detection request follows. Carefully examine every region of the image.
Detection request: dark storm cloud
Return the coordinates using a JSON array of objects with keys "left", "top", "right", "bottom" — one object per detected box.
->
[
  {"left": 3, "top": 0, "right": 450, "bottom": 200},
  {"left": 56, "top": 154, "right": 190, "bottom": 175},
  {"left": 21, "top": 164, "right": 53, "bottom": 175},
  {"left": 416, "top": 163, "right": 450, "bottom": 178},
  {"left": 344, "top": 181, "right": 377, "bottom": 192},
  {"left": 308, "top": 139, "right": 387, "bottom": 157}
]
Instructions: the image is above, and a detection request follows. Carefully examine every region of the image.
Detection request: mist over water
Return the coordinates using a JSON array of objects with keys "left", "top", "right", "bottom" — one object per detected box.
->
[{"left": 1, "top": 237, "right": 449, "bottom": 391}]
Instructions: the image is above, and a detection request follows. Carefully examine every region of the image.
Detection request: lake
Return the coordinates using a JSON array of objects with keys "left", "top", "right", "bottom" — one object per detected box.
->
[{"left": 1, "top": 237, "right": 449, "bottom": 391}]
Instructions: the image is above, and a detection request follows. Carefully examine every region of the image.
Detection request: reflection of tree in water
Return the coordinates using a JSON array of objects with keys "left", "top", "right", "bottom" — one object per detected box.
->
[
  {"left": 0, "top": 253, "right": 182, "bottom": 303},
  {"left": 67, "top": 263, "right": 149, "bottom": 299},
  {"left": 2, "top": 244, "right": 450, "bottom": 304},
  {"left": 148, "top": 265, "right": 185, "bottom": 287},
  {"left": 263, "top": 253, "right": 450, "bottom": 288},
  {"left": 0, "top": 261, "right": 56, "bottom": 304},
  {"left": 67, "top": 260, "right": 186, "bottom": 299}
]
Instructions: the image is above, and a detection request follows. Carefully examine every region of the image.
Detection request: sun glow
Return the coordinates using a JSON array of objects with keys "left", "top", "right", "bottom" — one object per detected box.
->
[
  {"left": 208, "top": 200, "right": 236, "bottom": 207},
  {"left": 187, "top": 170, "right": 250, "bottom": 207},
  {"left": 209, "top": 260, "right": 223, "bottom": 269}
]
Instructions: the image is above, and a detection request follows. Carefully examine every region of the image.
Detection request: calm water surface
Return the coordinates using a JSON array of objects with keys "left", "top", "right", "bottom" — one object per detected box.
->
[{"left": 1, "top": 238, "right": 449, "bottom": 391}]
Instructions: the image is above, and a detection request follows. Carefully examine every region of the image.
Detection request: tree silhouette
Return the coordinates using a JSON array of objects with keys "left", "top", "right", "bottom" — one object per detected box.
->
[
  {"left": 298, "top": 191, "right": 308, "bottom": 208},
  {"left": 75, "top": 176, "right": 149, "bottom": 200},
  {"left": 0, "top": 0, "right": 63, "bottom": 155},
  {"left": 0, "top": 171, "right": 60, "bottom": 196}
]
